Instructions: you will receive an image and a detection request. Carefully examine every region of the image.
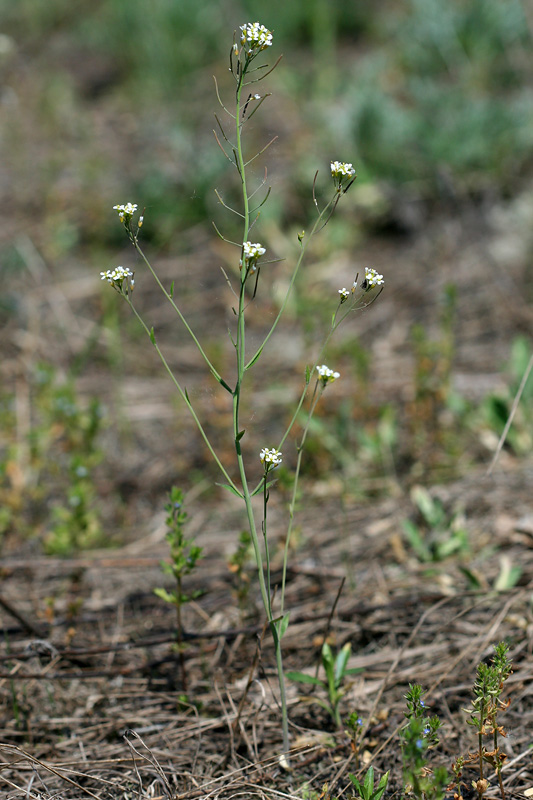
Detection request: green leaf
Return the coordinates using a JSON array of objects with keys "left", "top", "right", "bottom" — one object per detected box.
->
[
  {"left": 364, "top": 765, "right": 375, "bottom": 796},
  {"left": 169, "top": 281, "right": 175, "bottom": 299},
  {"left": 153, "top": 587, "right": 176, "bottom": 604},
  {"left": 494, "top": 557, "right": 522, "bottom": 592},
  {"left": 373, "top": 770, "right": 390, "bottom": 800},
  {"left": 278, "top": 613, "right": 290, "bottom": 639},
  {"left": 459, "top": 565, "right": 481, "bottom": 589},
  {"left": 334, "top": 642, "right": 351, "bottom": 684},
  {"left": 149, "top": 327, "right": 156, "bottom": 344},
  {"left": 215, "top": 482, "right": 243, "bottom": 498},
  {"left": 348, "top": 773, "right": 365, "bottom": 798},
  {"left": 412, "top": 486, "right": 445, "bottom": 529},
  {"left": 236, "top": 429, "right": 246, "bottom": 442},
  {"left": 305, "top": 364, "right": 311, "bottom": 384},
  {"left": 286, "top": 671, "right": 324, "bottom": 687},
  {"left": 321, "top": 642, "right": 334, "bottom": 671},
  {"left": 402, "top": 519, "right": 432, "bottom": 562}
]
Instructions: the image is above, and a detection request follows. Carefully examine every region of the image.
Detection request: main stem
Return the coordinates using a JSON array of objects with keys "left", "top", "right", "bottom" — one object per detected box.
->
[{"left": 233, "top": 69, "right": 289, "bottom": 754}]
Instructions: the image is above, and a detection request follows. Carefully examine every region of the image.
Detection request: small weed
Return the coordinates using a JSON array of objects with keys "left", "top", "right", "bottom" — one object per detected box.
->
[
  {"left": 154, "top": 487, "right": 203, "bottom": 690},
  {"left": 0, "top": 362, "right": 105, "bottom": 554},
  {"left": 227, "top": 530, "right": 254, "bottom": 618},
  {"left": 287, "top": 641, "right": 362, "bottom": 728},
  {"left": 483, "top": 336, "right": 533, "bottom": 457},
  {"left": 402, "top": 485, "right": 469, "bottom": 563},
  {"left": 348, "top": 766, "right": 390, "bottom": 800},
  {"left": 463, "top": 642, "right": 513, "bottom": 800},
  {"left": 395, "top": 644, "right": 513, "bottom": 800},
  {"left": 401, "top": 683, "right": 448, "bottom": 800}
]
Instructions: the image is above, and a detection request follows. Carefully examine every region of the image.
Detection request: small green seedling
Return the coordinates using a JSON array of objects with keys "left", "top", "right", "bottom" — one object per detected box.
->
[
  {"left": 287, "top": 641, "right": 362, "bottom": 728},
  {"left": 465, "top": 641, "right": 512, "bottom": 800},
  {"left": 402, "top": 485, "right": 469, "bottom": 562},
  {"left": 348, "top": 766, "right": 389, "bottom": 800},
  {"left": 401, "top": 684, "right": 448, "bottom": 800},
  {"left": 154, "top": 487, "right": 203, "bottom": 690}
]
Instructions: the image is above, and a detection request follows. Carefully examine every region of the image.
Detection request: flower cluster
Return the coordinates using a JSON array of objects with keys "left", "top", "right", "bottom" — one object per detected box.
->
[
  {"left": 241, "top": 241, "right": 266, "bottom": 274},
  {"left": 316, "top": 364, "right": 340, "bottom": 386},
  {"left": 240, "top": 22, "right": 273, "bottom": 52},
  {"left": 330, "top": 161, "right": 355, "bottom": 179},
  {"left": 331, "top": 161, "right": 356, "bottom": 190},
  {"left": 112, "top": 202, "right": 138, "bottom": 223},
  {"left": 260, "top": 447, "right": 283, "bottom": 469},
  {"left": 362, "top": 267, "right": 384, "bottom": 289},
  {"left": 100, "top": 266, "right": 134, "bottom": 291}
]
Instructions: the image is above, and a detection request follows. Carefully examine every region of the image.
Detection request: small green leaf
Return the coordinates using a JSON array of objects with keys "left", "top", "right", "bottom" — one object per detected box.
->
[
  {"left": 335, "top": 642, "right": 351, "bottom": 684},
  {"left": 278, "top": 612, "right": 290, "bottom": 639},
  {"left": 364, "top": 765, "right": 374, "bottom": 796},
  {"left": 286, "top": 671, "right": 324, "bottom": 687},
  {"left": 236, "top": 429, "right": 246, "bottom": 442},
  {"left": 321, "top": 642, "right": 334, "bottom": 670},
  {"left": 153, "top": 587, "right": 175, "bottom": 604},
  {"left": 459, "top": 566, "right": 481, "bottom": 589},
  {"left": 149, "top": 327, "right": 156, "bottom": 344},
  {"left": 348, "top": 773, "right": 365, "bottom": 798},
  {"left": 373, "top": 770, "right": 390, "bottom": 800},
  {"left": 169, "top": 281, "right": 175, "bottom": 298},
  {"left": 305, "top": 365, "right": 311, "bottom": 384},
  {"left": 494, "top": 557, "right": 522, "bottom": 592}
]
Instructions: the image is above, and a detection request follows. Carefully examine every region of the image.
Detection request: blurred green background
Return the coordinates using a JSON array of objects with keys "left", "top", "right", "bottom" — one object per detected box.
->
[{"left": 1, "top": 0, "right": 532, "bottom": 254}]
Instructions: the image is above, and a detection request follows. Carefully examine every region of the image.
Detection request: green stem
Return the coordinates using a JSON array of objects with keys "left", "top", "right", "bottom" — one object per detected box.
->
[
  {"left": 126, "top": 296, "right": 240, "bottom": 495},
  {"left": 176, "top": 575, "right": 187, "bottom": 691},
  {"left": 280, "top": 383, "right": 323, "bottom": 615},
  {"left": 244, "top": 194, "right": 340, "bottom": 371},
  {"left": 262, "top": 471, "right": 272, "bottom": 612},
  {"left": 233, "top": 65, "right": 289, "bottom": 754},
  {"left": 134, "top": 242, "right": 232, "bottom": 393}
]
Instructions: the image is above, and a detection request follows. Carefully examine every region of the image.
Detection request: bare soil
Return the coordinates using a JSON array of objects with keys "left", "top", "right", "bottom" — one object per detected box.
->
[{"left": 1, "top": 188, "right": 533, "bottom": 800}]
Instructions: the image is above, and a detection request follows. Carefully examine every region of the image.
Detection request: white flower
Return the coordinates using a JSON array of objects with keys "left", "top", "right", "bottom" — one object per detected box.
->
[
  {"left": 239, "top": 22, "right": 273, "bottom": 51},
  {"left": 241, "top": 241, "right": 266, "bottom": 274},
  {"left": 100, "top": 265, "right": 134, "bottom": 288},
  {"left": 253, "top": 93, "right": 261, "bottom": 100},
  {"left": 362, "top": 267, "right": 384, "bottom": 289},
  {"left": 316, "top": 364, "right": 340, "bottom": 386},
  {"left": 112, "top": 202, "right": 138, "bottom": 223},
  {"left": 243, "top": 241, "right": 266, "bottom": 259},
  {"left": 260, "top": 447, "right": 283, "bottom": 468},
  {"left": 330, "top": 161, "right": 356, "bottom": 179},
  {"left": 338, "top": 287, "right": 349, "bottom": 302}
]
